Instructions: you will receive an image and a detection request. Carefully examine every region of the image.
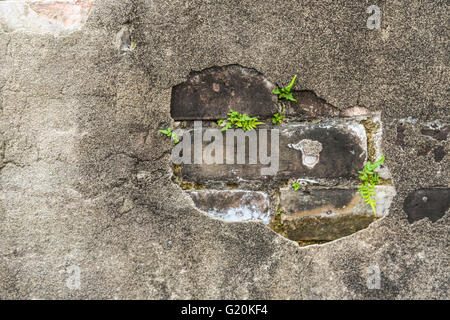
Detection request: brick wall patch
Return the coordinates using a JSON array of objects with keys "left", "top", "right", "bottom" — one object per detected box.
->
[{"left": 168, "top": 65, "right": 395, "bottom": 245}]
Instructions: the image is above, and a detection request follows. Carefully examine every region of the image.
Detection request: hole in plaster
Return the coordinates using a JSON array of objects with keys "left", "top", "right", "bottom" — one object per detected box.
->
[{"left": 165, "top": 64, "right": 396, "bottom": 247}]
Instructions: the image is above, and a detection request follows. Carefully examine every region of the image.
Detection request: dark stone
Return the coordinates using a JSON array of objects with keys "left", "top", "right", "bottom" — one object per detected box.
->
[
  {"left": 280, "top": 185, "right": 395, "bottom": 217},
  {"left": 433, "top": 146, "right": 446, "bottom": 162},
  {"left": 170, "top": 65, "right": 277, "bottom": 120},
  {"left": 403, "top": 189, "right": 450, "bottom": 223},
  {"left": 285, "top": 91, "right": 339, "bottom": 119},
  {"left": 277, "top": 124, "right": 366, "bottom": 179}
]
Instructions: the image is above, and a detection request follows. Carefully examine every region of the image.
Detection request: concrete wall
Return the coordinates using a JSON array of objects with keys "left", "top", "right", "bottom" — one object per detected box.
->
[{"left": 0, "top": 0, "right": 448, "bottom": 299}]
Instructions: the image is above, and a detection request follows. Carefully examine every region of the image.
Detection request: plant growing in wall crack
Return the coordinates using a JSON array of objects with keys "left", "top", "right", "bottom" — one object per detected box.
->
[
  {"left": 159, "top": 127, "right": 179, "bottom": 145},
  {"left": 217, "top": 109, "right": 264, "bottom": 131},
  {"left": 272, "top": 113, "right": 285, "bottom": 125},
  {"left": 292, "top": 182, "right": 301, "bottom": 191},
  {"left": 273, "top": 75, "right": 297, "bottom": 101},
  {"left": 358, "top": 155, "right": 385, "bottom": 217}
]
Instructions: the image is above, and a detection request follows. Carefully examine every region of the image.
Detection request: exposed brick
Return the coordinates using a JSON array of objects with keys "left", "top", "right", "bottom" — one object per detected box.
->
[
  {"left": 187, "top": 190, "right": 270, "bottom": 224},
  {"left": 403, "top": 189, "right": 450, "bottom": 223},
  {"left": 170, "top": 65, "right": 278, "bottom": 120},
  {"left": 278, "top": 186, "right": 396, "bottom": 240},
  {"left": 278, "top": 121, "right": 366, "bottom": 179},
  {"left": 178, "top": 121, "right": 367, "bottom": 182}
]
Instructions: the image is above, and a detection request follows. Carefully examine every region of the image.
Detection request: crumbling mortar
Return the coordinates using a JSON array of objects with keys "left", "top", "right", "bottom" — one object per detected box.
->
[{"left": 360, "top": 118, "right": 379, "bottom": 162}]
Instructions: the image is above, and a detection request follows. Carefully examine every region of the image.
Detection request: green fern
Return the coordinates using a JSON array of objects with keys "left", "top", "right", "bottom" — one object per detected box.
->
[
  {"left": 358, "top": 155, "right": 385, "bottom": 217},
  {"left": 272, "top": 75, "right": 297, "bottom": 101},
  {"left": 292, "top": 182, "right": 301, "bottom": 191},
  {"left": 218, "top": 109, "right": 264, "bottom": 132},
  {"left": 159, "top": 127, "right": 179, "bottom": 145},
  {"left": 272, "top": 113, "right": 285, "bottom": 125}
]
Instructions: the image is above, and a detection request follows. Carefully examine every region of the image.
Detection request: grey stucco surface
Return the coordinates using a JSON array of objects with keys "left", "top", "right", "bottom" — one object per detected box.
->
[{"left": 0, "top": 0, "right": 448, "bottom": 299}]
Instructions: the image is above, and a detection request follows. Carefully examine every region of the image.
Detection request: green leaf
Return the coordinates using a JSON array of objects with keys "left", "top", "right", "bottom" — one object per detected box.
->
[
  {"left": 292, "top": 183, "right": 301, "bottom": 191},
  {"left": 219, "top": 110, "right": 264, "bottom": 132},
  {"left": 273, "top": 75, "right": 299, "bottom": 101},
  {"left": 358, "top": 155, "right": 386, "bottom": 217},
  {"left": 286, "top": 75, "right": 297, "bottom": 92},
  {"left": 286, "top": 93, "right": 297, "bottom": 102}
]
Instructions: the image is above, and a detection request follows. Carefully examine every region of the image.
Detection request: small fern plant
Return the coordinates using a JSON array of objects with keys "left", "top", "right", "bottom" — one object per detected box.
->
[
  {"left": 272, "top": 75, "right": 297, "bottom": 101},
  {"left": 358, "top": 155, "right": 385, "bottom": 217},
  {"left": 272, "top": 113, "right": 285, "bottom": 125},
  {"left": 292, "top": 182, "right": 301, "bottom": 191},
  {"left": 217, "top": 109, "right": 264, "bottom": 131},
  {"left": 159, "top": 127, "right": 179, "bottom": 145}
]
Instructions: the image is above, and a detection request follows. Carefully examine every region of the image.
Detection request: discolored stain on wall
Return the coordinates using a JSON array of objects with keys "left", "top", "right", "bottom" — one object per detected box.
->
[{"left": 403, "top": 189, "right": 450, "bottom": 223}]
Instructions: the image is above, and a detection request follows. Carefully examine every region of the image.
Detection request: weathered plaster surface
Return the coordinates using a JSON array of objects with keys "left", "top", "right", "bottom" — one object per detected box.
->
[{"left": 0, "top": 0, "right": 448, "bottom": 299}]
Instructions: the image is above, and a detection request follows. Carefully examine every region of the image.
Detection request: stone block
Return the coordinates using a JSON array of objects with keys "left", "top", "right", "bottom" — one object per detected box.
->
[
  {"left": 277, "top": 121, "right": 367, "bottom": 179},
  {"left": 187, "top": 190, "right": 270, "bottom": 224},
  {"left": 278, "top": 186, "right": 396, "bottom": 240},
  {"left": 177, "top": 121, "right": 367, "bottom": 182},
  {"left": 170, "top": 65, "right": 278, "bottom": 120}
]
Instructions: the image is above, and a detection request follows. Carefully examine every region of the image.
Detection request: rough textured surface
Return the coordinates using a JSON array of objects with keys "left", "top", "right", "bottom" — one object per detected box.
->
[
  {"left": 282, "top": 214, "right": 377, "bottom": 241},
  {"left": 0, "top": 0, "right": 449, "bottom": 299}
]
